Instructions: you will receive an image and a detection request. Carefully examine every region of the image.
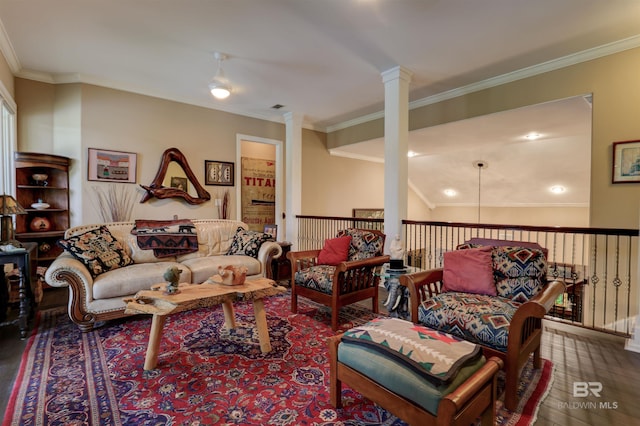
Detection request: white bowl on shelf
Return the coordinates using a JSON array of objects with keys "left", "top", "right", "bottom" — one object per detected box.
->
[{"left": 31, "top": 202, "right": 50, "bottom": 210}]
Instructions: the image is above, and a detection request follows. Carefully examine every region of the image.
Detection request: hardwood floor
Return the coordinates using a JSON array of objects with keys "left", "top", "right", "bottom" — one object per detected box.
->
[{"left": 1, "top": 286, "right": 639, "bottom": 425}]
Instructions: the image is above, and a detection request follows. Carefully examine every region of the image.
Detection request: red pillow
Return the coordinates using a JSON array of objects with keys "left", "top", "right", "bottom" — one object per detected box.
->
[
  {"left": 318, "top": 236, "right": 352, "bottom": 266},
  {"left": 442, "top": 246, "right": 496, "bottom": 296}
]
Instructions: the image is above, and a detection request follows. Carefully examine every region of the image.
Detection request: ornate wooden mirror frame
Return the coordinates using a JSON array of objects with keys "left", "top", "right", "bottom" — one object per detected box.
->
[{"left": 140, "top": 147, "right": 211, "bottom": 205}]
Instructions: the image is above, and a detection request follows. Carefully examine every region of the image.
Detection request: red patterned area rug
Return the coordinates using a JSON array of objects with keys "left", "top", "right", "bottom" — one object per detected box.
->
[{"left": 3, "top": 293, "right": 553, "bottom": 425}]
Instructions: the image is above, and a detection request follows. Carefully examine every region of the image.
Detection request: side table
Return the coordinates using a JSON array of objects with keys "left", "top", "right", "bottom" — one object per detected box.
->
[
  {"left": 271, "top": 241, "right": 292, "bottom": 281},
  {"left": 0, "top": 242, "right": 37, "bottom": 338},
  {"left": 376, "top": 264, "right": 420, "bottom": 321}
]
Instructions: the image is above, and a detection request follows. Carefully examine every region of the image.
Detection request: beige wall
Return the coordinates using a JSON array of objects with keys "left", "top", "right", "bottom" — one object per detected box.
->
[
  {"left": 329, "top": 46, "right": 640, "bottom": 229},
  {"left": 15, "top": 79, "right": 286, "bottom": 226},
  {"left": 429, "top": 206, "right": 589, "bottom": 227},
  {"left": 13, "top": 46, "right": 640, "bottom": 230}
]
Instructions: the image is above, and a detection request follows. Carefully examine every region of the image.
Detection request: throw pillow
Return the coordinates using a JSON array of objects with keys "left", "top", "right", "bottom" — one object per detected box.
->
[
  {"left": 226, "top": 227, "right": 274, "bottom": 258},
  {"left": 442, "top": 246, "right": 496, "bottom": 296},
  {"left": 317, "top": 235, "right": 352, "bottom": 266},
  {"left": 57, "top": 225, "right": 134, "bottom": 278}
]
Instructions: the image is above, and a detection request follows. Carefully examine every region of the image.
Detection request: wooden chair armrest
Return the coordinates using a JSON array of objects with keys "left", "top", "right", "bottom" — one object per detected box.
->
[
  {"left": 440, "top": 356, "right": 503, "bottom": 412},
  {"left": 399, "top": 269, "right": 444, "bottom": 322},
  {"left": 531, "top": 279, "right": 566, "bottom": 312},
  {"left": 335, "top": 255, "right": 391, "bottom": 272},
  {"left": 286, "top": 249, "right": 321, "bottom": 262}
]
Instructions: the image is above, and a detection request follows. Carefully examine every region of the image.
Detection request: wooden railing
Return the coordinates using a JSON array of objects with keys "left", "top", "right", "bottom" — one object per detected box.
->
[{"left": 294, "top": 215, "right": 639, "bottom": 337}]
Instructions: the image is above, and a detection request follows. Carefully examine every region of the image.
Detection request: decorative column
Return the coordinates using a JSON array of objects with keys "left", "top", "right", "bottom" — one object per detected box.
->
[
  {"left": 284, "top": 112, "right": 303, "bottom": 248},
  {"left": 382, "top": 66, "right": 412, "bottom": 253}
]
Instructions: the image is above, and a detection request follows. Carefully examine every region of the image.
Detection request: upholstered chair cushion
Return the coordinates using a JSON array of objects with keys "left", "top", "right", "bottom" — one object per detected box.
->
[
  {"left": 294, "top": 265, "right": 337, "bottom": 294},
  {"left": 492, "top": 246, "right": 547, "bottom": 303},
  {"left": 337, "top": 228, "right": 385, "bottom": 261},
  {"left": 418, "top": 292, "right": 522, "bottom": 352}
]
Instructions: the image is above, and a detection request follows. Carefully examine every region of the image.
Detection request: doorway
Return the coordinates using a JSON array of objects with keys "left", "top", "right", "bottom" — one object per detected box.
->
[{"left": 236, "top": 134, "right": 284, "bottom": 237}]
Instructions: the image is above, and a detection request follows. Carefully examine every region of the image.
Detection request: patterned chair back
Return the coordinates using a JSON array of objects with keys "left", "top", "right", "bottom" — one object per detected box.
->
[{"left": 336, "top": 228, "right": 386, "bottom": 261}]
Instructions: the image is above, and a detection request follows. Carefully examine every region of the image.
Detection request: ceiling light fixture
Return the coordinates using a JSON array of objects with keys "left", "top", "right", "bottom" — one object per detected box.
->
[
  {"left": 550, "top": 185, "right": 565, "bottom": 194},
  {"left": 209, "top": 52, "right": 232, "bottom": 100},
  {"left": 443, "top": 189, "right": 457, "bottom": 197},
  {"left": 473, "top": 160, "right": 488, "bottom": 223},
  {"left": 524, "top": 132, "right": 542, "bottom": 140},
  {"left": 407, "top": 151, "right": 418, "bottom": 158}
]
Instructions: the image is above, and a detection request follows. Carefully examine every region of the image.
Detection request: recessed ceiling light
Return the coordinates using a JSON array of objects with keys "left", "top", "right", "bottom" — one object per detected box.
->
[
  {"left": 443, "top": 189, "right": 457, "bottom": 197},
  {"left": 407, "top": 151, "right": 418, "bottom": 158},
  {"left": 550, "top": 185, "right": 565, "bottom": 194},
  {"left": 524, "top": 132, "right": 542, "bottom": 140}
]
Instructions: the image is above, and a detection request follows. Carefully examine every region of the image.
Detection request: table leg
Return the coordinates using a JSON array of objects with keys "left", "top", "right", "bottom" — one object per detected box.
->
[
  {"left": 253, "top": 298, "right": 271, "bottom": 353},
  {"left": 144, "top": 314, "right": 167, "bottom": 370},
  {"left": 18, "top": 267, "right": 30, "bottom": 339},
  {"left": 221, "top": 299, "right": 236, "bottom": 329}
]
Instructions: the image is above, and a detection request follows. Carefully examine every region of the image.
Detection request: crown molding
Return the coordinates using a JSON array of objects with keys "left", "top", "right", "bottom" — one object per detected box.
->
[
  {"left": 325, "top": 35, "right": 640, "bottom": 134},
  {"left": 0, "top": 18, "right": 19, "bottom": 73}
]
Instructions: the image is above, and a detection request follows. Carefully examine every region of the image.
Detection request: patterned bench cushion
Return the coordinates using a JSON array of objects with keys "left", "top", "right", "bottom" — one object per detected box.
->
[
  {"left": 294, "top": 264, "right": 336, "bottom": 294},
  {"left": 342, "top": 318, "right": 481, "bottom": 386},
  {"left": 418, "top": 292, "right": 522, "bottom": 352}
]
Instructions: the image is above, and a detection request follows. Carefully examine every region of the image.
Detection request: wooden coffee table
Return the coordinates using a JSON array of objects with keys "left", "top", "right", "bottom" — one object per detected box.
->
[{"left": 124, "top": 277, "right": 286, "bottom": 370}]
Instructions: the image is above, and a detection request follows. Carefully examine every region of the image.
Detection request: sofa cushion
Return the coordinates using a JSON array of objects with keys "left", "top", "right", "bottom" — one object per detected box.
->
[
  {"left": 92, "top": 262, "right": 191, "bottom": 300},
  {"left": 226, "top": 227, "right": 274, "bottom": 258},
  {"left": 337, "top": 228, "right": 384, "bottom": 261},
  {"left": 492, "top": 246, "right": 547, "bottom": 303},
  {"left": 294, "top": 265, "right": 337, "bottom": 294},
  {"left": 418, "top": 292, "right": 521, "bottom": 352},
  {"left": 318, "top": 236, "right": 352, "bottom": 266},
  {"left": 181, "top": 255, "right": 262, "bottom": 284},
  {"left": 58, "top": 225, "right": 134, "bottom": 278},
  {"left": 442, "top": 246, "right": 495, "bottom": 296}
]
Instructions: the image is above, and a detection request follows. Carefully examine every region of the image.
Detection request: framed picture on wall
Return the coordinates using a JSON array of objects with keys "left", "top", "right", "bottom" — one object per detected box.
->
[
  {"left": 88, "top": 148, "right": 137, "bottom": 183},
  {"left": 612, "top": 140, "right": 640, "bottom": 183},
  {"left": 264, "top": 224, "right": 277, "bottom": 240},
  {"left": 205, "top": 160, "right": 234, "bottom": 186}
]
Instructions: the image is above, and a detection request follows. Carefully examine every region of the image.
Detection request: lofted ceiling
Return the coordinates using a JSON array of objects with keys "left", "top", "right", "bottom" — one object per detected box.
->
[{"left": 1, "top": 0, "right": 638, "bottom": 207}]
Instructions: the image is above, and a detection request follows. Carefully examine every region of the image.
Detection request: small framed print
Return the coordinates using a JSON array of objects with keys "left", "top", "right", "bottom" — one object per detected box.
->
[
  {"left": 88, "top": 148, "right": 137, "bottom": 183},
  {"left": 612, "top": 140, "right": 640, "bottom": 183},
  {"left": 263, "top": 224, "right": 277, "bottom": 240},
  {"left": 205, "top": 160, "right": 234, "bottom": 186},
  {"left": 170, "top": 176, "right": 188, "bottom": 191}
]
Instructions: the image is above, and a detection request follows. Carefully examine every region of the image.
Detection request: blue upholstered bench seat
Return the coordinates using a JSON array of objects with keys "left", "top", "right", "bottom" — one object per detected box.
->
[
  {"left": 338, "top": 341, "right": 486, "bottom": 415},
  {"left": 418, "top": 292, "right": 522, "bottom": 352},
  {"left": 338, "top": 318, "right": 486, "bottom": 415}
]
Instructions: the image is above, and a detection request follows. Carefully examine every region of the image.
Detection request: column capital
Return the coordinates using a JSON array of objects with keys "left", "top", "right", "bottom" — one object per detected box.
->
[{"left": 381, "top": 66, "right": 413, "bottom": 84}]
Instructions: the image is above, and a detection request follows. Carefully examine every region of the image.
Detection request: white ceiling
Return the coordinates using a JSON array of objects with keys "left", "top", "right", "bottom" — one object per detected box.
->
[{"left": 1, "top": 0, "right": 638, "bottom": 207}]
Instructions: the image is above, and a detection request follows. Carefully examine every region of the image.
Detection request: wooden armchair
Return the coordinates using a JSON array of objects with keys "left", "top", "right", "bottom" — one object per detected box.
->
[
  {"left": 399, "top": 240, "right": 565, "bottom": 411},
  {"left": 287, "top": 228, "right": 390, "bottom": 331}
]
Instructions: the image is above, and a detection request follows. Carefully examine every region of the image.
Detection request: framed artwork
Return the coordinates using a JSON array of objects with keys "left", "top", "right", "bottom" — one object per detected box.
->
[
  {"left": 205, "top": 160, "right": 234, "bottom": 186},
  {"left": 263, "top": 224, "right": 278, "bottom": 240},
  {"left": 88, "top": 148, "right": 137, "bottom": 183},
  {"left": 352, "top": 208, "right": 384, "bottom": 219},
  {"left": 170, "top": 176, "right": 188, "bottom": 191},
  {"left": 612, "top": 140, "right": 640, "bottom": 183}
]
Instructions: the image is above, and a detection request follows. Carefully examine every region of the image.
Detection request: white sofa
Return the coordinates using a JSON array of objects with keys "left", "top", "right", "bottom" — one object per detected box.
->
[{"left": 45, "top": 219, "right": 282, "bottom": 331}]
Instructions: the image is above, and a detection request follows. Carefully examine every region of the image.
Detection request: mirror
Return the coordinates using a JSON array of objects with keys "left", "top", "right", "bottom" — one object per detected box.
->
[{"left": 140, "top": 147, "right": 211, "bottom": 205}]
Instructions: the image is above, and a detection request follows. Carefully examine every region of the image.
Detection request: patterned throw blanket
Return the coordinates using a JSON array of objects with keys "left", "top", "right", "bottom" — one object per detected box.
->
[
  {"left": 342, "top": 317, "right": 482, "bottom": 386},
  {"left": 131, "top": 219, "right": 198, "bottom": 258}
]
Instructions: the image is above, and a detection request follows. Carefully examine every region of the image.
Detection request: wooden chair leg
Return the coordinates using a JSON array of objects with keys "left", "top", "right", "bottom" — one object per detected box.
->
[
  {"left": 291, "top": 284, "right": 298, "bottom": 313},
  {"left": 328, "top": 335, "right": 343, "bottom": 408},
  {"left": 331, "top": 308, "right": 339, "bottom": 331},
  {"left": 533, "top": 347, "right": 542, "bottom": 368},
  {"left": 504, "top": 361, "right": 519, "bottom": 411}
]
